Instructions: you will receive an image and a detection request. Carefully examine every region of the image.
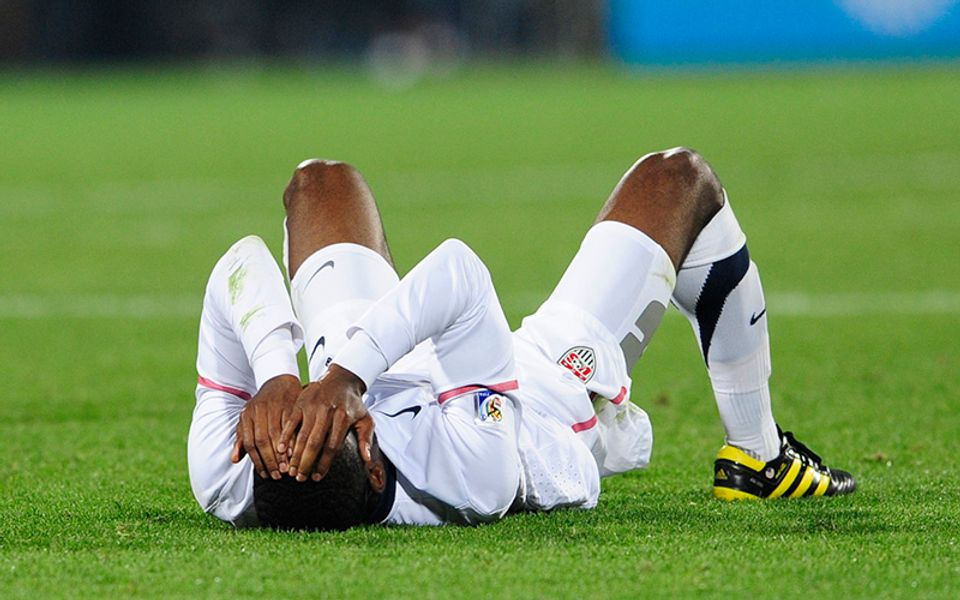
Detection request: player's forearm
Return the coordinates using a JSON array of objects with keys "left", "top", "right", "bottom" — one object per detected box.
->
[
  {"left": 333, "top": 239, "right": 494, "bottom": 388},
  {"left": 248, "top": 326, "right": 300, "bottom": 390}
]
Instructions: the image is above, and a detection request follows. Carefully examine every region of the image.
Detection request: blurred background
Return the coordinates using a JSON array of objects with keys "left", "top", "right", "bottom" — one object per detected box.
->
[{"left": 2, "top": 0, "right": 959, "bottom": 68}]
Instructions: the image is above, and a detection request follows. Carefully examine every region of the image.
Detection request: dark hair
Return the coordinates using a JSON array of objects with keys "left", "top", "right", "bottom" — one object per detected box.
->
[{"left": 253, "top": 431, "right": 381, "bottom": 531}]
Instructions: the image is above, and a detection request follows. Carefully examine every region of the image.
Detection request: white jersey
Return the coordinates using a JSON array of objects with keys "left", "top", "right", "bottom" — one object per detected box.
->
[{"left": 190, "top": 221, "right": 673, "bottom": 526}]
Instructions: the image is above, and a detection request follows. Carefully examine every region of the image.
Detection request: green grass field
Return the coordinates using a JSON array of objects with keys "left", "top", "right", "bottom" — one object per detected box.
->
[{"left": 1, "top": 63, "right": 959, "bottom": 598}]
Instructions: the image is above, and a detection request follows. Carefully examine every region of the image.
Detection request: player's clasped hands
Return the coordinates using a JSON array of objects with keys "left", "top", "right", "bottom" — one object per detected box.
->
[
  {"left": 279, "top": 364, "right": 374, "bottom": 482},
  {"left": 231, "top": 374, "right": 302, "bottom": 480},
  {"left": 232, "top": 366, "right": 374, "bottom": 482}
]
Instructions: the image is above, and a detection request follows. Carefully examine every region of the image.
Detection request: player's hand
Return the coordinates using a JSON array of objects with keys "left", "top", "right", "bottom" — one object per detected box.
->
[
  {"left": 280, "top": 364, "right": 374, "bottom": 482},
  {"left": 231, "top": 373, "right": 302, "bottom": 480}
]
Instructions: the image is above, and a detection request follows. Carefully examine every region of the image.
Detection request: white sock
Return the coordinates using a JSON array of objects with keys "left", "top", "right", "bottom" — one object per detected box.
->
[{"left": 672, "top": 197, "right": 781, "bottom": 461}]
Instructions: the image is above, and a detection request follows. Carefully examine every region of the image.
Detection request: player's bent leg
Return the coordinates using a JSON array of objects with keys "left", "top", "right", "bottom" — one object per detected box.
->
[
  {"left": 283, "top": 158, "right": 393, "bottom": 278},
  {"left": 595, "top": 147, "right": 724, "bottom": 270},
  {"left": 531, "top": 149, "right": 718, "bottom": 382},
  {"left": 545, "top": 148, "right": 724, "bottom": 374},
  {"left": 536, "top": 148, "right": 855, "bottom": 498},
  {"left": 517, "top": 150, "right": 719, "bottom": 477},
  {"left": 281, "top": 159, "right": 400, "bottom": 379},
  {"left": 646, "top": 155, "right": 858, "bottom": 499}
]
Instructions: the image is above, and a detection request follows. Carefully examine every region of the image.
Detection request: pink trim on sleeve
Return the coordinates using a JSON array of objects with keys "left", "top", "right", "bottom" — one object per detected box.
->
[
  {"left": 571, "top": 415, "right": 598, "bottom": 433},
  {"left": 610, "top": 386, "right": 628, "bottom": 405},
  {"left": 197, "top": 375, "right": 253, "bottom": 401},
  {"left": 437, "top": 379, "right": 519, "bottom": 404}
]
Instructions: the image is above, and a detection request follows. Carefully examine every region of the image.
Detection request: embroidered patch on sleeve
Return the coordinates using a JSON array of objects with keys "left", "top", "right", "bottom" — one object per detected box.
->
[{"left": 475, "top": 390, "right": 504, "bottom": 424}]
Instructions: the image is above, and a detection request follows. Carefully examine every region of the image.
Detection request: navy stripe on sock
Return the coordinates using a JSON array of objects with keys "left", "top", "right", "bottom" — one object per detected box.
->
[{"left": 696, "top": 245, "right": 750, "bottom": 366}]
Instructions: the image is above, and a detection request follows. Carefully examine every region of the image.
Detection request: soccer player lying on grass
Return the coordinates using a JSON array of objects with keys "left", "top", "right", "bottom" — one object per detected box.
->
[{"left": 188, "top": 149, "right": 855, "bottom": 529}]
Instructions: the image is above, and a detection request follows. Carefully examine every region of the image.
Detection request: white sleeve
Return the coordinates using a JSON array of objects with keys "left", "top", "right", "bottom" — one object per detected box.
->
[
  {"left": 333, "top": 238, "right": 514, "bottom": 394},
  {"left": 190, "top": 236, "right": 304, "bottom": 527},
  {"left": 196, "top": 235, "right": 303, "bottom": 394}
]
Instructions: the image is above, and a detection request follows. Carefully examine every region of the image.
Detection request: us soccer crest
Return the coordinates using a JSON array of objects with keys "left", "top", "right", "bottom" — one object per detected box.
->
[
  {"left": 475, "top": 390, "right": 504, "bottom": 424},
  {"left": 558, "top": 346, "right": 596, "bottom": 383}
]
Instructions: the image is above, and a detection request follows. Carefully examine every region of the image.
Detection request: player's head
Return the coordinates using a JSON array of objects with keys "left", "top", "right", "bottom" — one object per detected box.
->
[{"left": 252, "top": 431, "right": 389, "bottom": 531}]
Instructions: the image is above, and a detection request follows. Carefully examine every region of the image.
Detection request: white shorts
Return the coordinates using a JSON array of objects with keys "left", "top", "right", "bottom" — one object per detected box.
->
[{"left": 515, "top": 220, "right": 675, "bottom": 477}]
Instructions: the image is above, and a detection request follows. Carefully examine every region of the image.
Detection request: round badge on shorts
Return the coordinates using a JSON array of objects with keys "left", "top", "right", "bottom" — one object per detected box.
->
[{"left": 558, "top": 346, "right": 596, "bottom": 383}]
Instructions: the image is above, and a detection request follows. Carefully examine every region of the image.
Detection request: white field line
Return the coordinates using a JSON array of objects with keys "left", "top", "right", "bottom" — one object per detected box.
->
[
  {"left": 0, "top": 291, "right": 958, "bottom": 320},
  {"left": 0, "top": 294, "right": 199, "bottom": 319}
]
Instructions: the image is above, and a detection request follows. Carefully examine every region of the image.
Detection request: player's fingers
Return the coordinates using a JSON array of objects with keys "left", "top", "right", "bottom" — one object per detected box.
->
[
  {"left": 296, "top": 408, "right": 332, "bottom": 482},
  {"left": 276, "top": 410, "right": 290, "bottom": 474},
  {"left": 355, "top": 416, "right": 375, "bottom": 465},
  {"left": 268, "top": 404, "right": 283, "bottom": 453},
  {"left": 254, "top": 405, "right": 281, "bottom": 480},
  {"left": 241, "top": 411, "right": 267, "bottom": 479},
  {"left": 279, "top": 406, "right": 302, "bottom": 457},
  {"left": 313, "top": 411, "right": 350, "bottom": 481},
  {"left": 231, "top": 421, "right": 245, "bottom": 463},
  {"left": 288, "top": 409, "right": 316, "bottom": 478},
  {"left": 273, "top": 403, "right": 292, "bottom": 455}
]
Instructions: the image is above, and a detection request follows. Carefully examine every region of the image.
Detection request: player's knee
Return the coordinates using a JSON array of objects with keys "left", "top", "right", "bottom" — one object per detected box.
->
[
  {"left": 627, "top": 147, "right": 724, "bottom": 214},
  {"left": 282, "top": 158, "right": 364, "bottom": 213}
]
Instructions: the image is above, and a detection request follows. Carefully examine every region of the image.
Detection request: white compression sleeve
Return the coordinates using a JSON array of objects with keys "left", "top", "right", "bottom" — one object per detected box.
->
[{"left": 672, "top": 197, "right": 780, "bottom": 461}]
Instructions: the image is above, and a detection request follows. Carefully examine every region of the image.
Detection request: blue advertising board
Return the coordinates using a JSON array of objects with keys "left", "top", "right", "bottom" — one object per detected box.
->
[{"left": 609, "top": 0, "right": 960, "bottom": 64}]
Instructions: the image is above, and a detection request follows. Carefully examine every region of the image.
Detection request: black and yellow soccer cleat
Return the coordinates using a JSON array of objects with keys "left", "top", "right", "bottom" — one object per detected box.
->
[{"left": 712, "top": 429, "right": 857, "bottom": 500}]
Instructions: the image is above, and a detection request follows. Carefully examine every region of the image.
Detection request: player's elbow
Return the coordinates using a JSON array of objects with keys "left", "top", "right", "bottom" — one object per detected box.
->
[
  {"left": 435, "top": 238, "right": 492, "bottom": 287},
  {"left": 211, "top": 236, "right": 270, "bottom": 275},
  {"left": 189, "top": 474, "right": 256, "bottom": 526},
  {"left": 436, "top": 238, "right": 478, "bottom": 262}
]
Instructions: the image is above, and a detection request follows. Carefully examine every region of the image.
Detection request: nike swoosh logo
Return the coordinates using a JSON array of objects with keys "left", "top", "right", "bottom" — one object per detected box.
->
[
  {"left": 383, "top": 405, "right": 421, "bottom": 419},
  {"left": 308, "top": 336, "right": 325, "bottom": 361},
  {"left": 299, "top": 260, "right": 337, "bottom": 291},
  {"left": 749, "top": 309, "right": 766, "bottom": 325}
]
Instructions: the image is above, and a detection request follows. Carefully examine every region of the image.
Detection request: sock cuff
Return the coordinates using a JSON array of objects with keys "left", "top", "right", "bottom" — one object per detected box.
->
[{"left": 681, "top": 191, "right": 747, "bottom": 269}]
